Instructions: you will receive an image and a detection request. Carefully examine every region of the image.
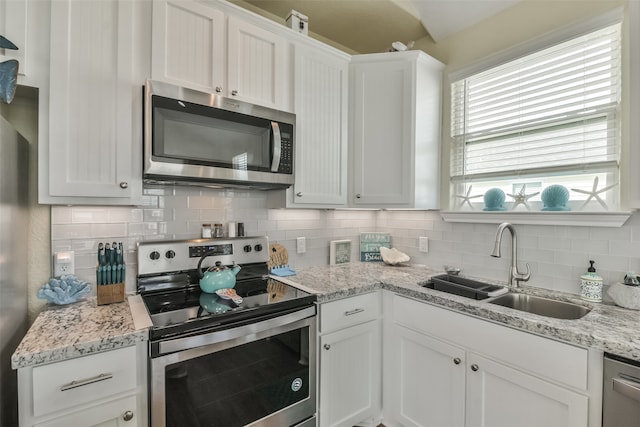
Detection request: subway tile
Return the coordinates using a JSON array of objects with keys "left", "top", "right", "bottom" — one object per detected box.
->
[
  {"left": 570, "top": 238, "right": 609, "bottom": 255},
  {"left": 127, "top": 222, "right": 158, "bottom": 237},
  {"left": 51, "top": 207, "right": 73, "bottom": 224},
  {"left": 71, "top": 207, "right": 110, "bottom": 223},
  {"left": 109, "top": 208, "right": 143, "bottom": 223},
  {"left": 51, "top": 224, "right": 95, "bottom": 240},
  {"left": 45, "top": 194, "right": 640, "bottom": 298}
]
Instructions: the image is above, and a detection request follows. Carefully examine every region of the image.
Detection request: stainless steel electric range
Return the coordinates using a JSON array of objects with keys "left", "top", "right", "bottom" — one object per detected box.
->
[{"left": 137, "top": 236, "right": 317, "bottom": 427}]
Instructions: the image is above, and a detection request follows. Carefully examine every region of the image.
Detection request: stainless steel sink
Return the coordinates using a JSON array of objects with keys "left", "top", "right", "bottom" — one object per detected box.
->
[{"left": 488, "top": 293, "right": 591, "bottom": 320}]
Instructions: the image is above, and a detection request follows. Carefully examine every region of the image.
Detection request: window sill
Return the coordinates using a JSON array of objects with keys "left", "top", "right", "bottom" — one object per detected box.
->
[{"left": 440, "top": 211, "right": 632, "bottom": 227}]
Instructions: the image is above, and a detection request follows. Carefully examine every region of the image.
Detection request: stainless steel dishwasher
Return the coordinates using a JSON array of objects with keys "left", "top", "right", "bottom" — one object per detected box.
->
[{"left": 603, "top": 353, "right": 640, "bottom": 426}]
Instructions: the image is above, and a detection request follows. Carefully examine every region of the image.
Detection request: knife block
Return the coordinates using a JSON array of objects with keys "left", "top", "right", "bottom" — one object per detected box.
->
[{"left": 97, "top": 283, "right": 125, "bottom": 305}]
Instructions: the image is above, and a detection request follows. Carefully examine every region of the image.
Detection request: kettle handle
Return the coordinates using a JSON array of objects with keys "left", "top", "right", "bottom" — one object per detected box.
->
[{"left": 197, "top": 250, "right": 219, "bottom": 278}]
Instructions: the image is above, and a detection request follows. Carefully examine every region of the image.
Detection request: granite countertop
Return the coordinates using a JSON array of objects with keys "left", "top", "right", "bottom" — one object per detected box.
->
[
  {"left": 11, "top": 297, "right": 147, "bottom": 370},
  {"left": 278, "top": 262, "right": 640, "bottom": 362},
  {"left": 13, "top": 262, "right": 640, "bottom": 370}
]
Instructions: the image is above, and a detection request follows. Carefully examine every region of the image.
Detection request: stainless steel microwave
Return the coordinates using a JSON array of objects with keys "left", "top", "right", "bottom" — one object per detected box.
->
[{"left": 143, "top": 80, "right": 295, "bottom": 189}]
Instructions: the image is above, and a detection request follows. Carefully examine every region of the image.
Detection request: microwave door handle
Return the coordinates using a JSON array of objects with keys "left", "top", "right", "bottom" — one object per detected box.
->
[{"left": 270, "top": 121, "right": 282, "bottom": 172}]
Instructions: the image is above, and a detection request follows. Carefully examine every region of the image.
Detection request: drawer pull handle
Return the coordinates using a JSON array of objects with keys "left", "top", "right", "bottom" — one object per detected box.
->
[
  {"left": 344, "top": 308, "right": 364, "bottom": 316},
  {"left": 60, "top": 373, "right": 113, "bottom": 391}
]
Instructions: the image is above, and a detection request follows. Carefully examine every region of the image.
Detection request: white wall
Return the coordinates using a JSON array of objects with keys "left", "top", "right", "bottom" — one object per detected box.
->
[{"left": 49, "top": 186, "right": 640, "bottom": 305}]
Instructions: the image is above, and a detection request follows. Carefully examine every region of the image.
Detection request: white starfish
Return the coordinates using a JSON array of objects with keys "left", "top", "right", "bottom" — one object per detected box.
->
[
  {"left": 454, "top": 185, "right": 483, "bottom": 210},
  {"left": 507, "top": 184, "right": 539, "bottom": 211},
  {"left": 571, "top": 177, "right": 617, "bottom": 211}
]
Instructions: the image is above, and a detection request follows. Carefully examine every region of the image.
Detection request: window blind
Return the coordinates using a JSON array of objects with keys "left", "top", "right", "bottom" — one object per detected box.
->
[{"left": 450, "top": 22, "right": 621, "bottom": 181}]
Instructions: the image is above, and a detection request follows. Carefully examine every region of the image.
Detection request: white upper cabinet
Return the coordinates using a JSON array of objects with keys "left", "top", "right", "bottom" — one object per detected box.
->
[
  {"left": 43, "top": 0, "right": 147, "bottom": 204},
  {"left": 151, "top": 0, "right": 291, "bottom": 112},
  {"left": 151, "top": 0, "right": 225, "bottom": 93},
  {"left": 350, "top": 51, "right": 444, "bottom": 208},
  {"left": 269, "top": 41, "right": 349, "bottom": 207},
  {"left": 227, "top": 15, "right": 290, "bottom": 110}
]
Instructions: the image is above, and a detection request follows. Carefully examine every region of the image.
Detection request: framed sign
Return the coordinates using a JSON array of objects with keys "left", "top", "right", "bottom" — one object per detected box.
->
[
  {"left": 360, "top": 232, "right": 391, "bottom": 262},
  {"left": 330, "top": 240, "right": 352, "bottom": 265}
]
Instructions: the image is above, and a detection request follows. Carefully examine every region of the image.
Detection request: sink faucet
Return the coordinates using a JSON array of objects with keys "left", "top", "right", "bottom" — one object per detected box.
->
[{"left": 491, "top": 222, "right": 530, "bottom": 287}]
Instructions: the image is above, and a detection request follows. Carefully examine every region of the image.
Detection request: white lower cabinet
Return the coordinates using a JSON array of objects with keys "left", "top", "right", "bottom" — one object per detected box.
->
[
  {"left": 389, "top": 325, "right": 466, "bottom": 427},
  {"left": 318, "top": 292, "right": 382, "bottom": 427},
  {"left": 383, "top": 293, "right": 599, "bottom": 427},
  {"left": 466, "top": 353, "right": 588, "bottom": 427},
  {"left": 18, "top": 344, "right": 147, "bottom": 427},
  {"left": 34, "top": 396, "right": 137, "bottom": 427}
]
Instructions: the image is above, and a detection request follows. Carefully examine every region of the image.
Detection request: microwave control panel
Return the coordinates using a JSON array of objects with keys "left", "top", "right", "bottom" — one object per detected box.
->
[{"left": 278, "top": 130, "right": 293, "bottom": 174}]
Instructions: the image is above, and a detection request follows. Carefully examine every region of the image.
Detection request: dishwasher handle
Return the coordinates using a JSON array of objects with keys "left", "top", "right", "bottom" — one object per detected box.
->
[{"left": 613, "top": 376, "right": 640, "bottom": 403}]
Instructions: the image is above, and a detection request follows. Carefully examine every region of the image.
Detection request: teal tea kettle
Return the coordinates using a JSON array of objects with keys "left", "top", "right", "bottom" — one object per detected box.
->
[{"left": 197, "top": 251, "right": 241, "bottom": 293}]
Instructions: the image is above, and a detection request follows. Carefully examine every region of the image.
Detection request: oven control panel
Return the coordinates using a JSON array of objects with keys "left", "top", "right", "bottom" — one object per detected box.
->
[
  {"left": 188, "top": 243, "right": 233, "bottom": 258},
  {"left": 137, "top": 236, "right": 269, "bottom": 276}
]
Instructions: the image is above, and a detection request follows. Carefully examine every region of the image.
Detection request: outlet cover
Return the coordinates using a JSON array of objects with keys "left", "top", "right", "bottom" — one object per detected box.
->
[
  {"left": 296, "top": 237, "right": 306, "bottom": 254},
  {"left": 54, "top": 251, "right": 75, "bottom": 277},
  {"left": 419, "top": 237, "right": 429, "bottom": 253}
]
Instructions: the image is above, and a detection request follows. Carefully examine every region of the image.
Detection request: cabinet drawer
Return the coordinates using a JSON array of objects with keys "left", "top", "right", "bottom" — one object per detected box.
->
[
  {"left": 32, "top": 346, "right": 137, "bottom": 417},
  {"left": 320, "top": 292, "right": 380, "bottom": 334},
  {"left": 393, "top": 295, "right": 589, "bottom": 391}
]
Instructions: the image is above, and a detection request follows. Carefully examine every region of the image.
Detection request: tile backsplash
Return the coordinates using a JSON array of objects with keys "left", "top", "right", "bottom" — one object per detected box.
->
[{"left": 51, "top": 186, "right": 640, "bottom": 298}]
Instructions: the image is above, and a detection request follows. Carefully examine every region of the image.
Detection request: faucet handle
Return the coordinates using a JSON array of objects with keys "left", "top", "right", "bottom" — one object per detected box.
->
[{"left": 516, "top": 263, "right": 531, "bottom": 283}]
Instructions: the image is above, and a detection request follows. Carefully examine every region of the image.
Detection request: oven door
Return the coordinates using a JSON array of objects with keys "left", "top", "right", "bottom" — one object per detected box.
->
[{"left": 150, "top": 307, "right": 316, "bottom": 427}]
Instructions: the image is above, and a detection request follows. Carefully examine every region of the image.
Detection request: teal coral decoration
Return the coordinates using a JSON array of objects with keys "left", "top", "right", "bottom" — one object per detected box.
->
[
  {"left": 0, "top": 34, "right": 19, "bottom": 104},
  {"left": 541, "top": 185, "right": 570, "bottom": 211},
  {"left": 37, "top": 275, "right": 91, "bottom": 305}
]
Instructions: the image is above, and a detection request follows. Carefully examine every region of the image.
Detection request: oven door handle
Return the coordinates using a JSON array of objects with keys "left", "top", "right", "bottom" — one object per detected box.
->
[
  {"left": 158, "top": 305, "right": 315, "bottom": 355},
  {"left": 613, "top": 376, "right": 640, "bottom": 403},
  {"left": 270, "top": 121, "right": 282, "bottom": 172}
]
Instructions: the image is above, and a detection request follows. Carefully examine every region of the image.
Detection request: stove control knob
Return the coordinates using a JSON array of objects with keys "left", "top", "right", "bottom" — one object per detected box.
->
[
  {"left": 254, "top": 244, "right": 263, "bottom": 252},
  {"left": 150, "top": 251, "right": 160, "bottom": 261},
  {"left": 244, "top": 245, "right": 252, "bottom": 253},
  {"left": 165, "top": 250, "right": 176, "bottom": 259}
]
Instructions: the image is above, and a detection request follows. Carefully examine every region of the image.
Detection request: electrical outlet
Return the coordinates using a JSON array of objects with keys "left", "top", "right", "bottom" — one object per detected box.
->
[
  {"left": 419, "top": 237, "right": 429, "bottom": 253},
  {"left": 54, "top": 251, "right": 75, "bottom": 277},
  {"left": 296, "top": 237, "right": 306, "bottom": 254}
]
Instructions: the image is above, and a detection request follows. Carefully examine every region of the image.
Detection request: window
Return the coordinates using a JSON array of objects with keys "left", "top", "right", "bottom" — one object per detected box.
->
[{"left": 450, "top": 22, "right": 621, "bottom": 212}]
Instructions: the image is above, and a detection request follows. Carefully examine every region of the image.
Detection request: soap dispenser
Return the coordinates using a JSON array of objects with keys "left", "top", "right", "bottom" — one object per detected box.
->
[{"left": 580, "top": 260, "right": 603, "bottom": 302}]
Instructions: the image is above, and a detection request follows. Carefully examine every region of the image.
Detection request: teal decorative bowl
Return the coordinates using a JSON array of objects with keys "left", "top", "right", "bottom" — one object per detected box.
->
[
  {"left": 483, "top": 188, "right": 506, "bottom": 211},
  {"left": 541, "top": 185, "right": 570, "bottom": 211}
]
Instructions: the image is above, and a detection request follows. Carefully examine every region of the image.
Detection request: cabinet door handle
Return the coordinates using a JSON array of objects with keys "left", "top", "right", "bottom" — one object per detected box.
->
[
  {"left": 324, "top": 344, "right": 331, "bottom": 350},
  {"left": 470, "top": 364, "right": 479, "bottom": 372},
  {"left": 60, "top": 373, "right": 113, "bottom": 391},
  {"left": 453, "top": 357, "right": 462, "bottom": 365},
  {"left": 215, "top": 86, "right": 222, "bottom": 93},
  {"left": 122, "top": 410, "right": 134, "bottom": 422},
  {"left": 344, "top": 308, "right": 364, "bottom": 316},
  {"left": 613, "top": 377, "right": 640, "bottom": 402},
  {"left": 355, "top": 194, "right": 361, "bottom": 199},
  {"left": 231, "top": 90, "right": 238, "bottom": 96},
  {"left": 119, "top": 181, "right": 128, "bottom": 189},
  {"left": 296, "top": 192, "right": 303, "bottom": 197}
]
